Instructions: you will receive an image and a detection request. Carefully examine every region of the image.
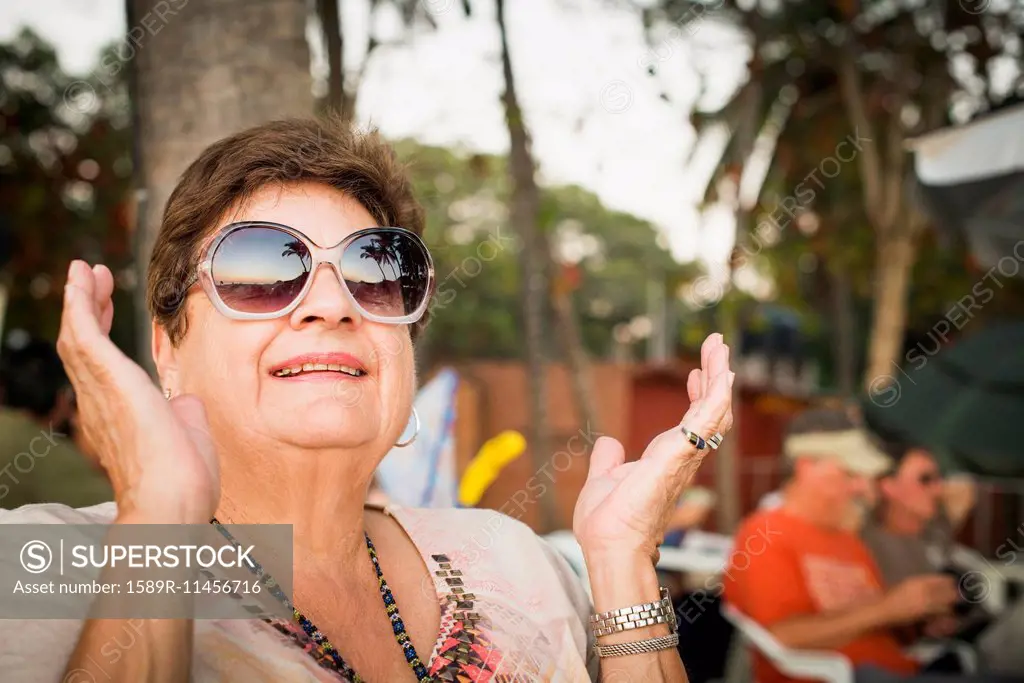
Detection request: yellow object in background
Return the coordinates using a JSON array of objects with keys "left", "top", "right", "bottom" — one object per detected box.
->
[{"left": 458, "top": 430, "right": 527, "bottom": 507}]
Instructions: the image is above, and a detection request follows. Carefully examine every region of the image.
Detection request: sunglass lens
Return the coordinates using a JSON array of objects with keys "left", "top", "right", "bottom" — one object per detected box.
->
[
  {"left": 342, "top": 231, "right": 430, "bottom": 318},
  {"left": 211, "top": 226, "right": 312, "bottom": 314}
]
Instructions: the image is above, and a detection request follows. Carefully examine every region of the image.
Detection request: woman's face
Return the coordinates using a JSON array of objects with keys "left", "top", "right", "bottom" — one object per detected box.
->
[{"left": 159, "top": 182, "right": 417, "bottom": 455}]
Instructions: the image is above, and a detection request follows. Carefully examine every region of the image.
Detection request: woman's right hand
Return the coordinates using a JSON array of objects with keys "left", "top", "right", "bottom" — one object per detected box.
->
[{"left": 57, "top": 260, "right": 219, "bottom": 523}]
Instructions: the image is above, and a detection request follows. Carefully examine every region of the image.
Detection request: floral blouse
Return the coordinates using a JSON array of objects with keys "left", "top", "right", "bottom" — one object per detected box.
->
[{"left": 0, "top": 501, "right": 598, "bottom": 682}]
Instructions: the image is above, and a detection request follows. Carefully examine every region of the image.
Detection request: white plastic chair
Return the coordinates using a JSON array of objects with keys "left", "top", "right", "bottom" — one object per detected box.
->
[
  {"left": 721, "top": 603, "right": 855, "bottom": 683},
  {"left": 681, "top": 530, "right": 735, "bottom": 554},
  {"left": 544, "top": 531, "right": 734, "bottom": 589},
  {"left": 723, "top": 603, "right": 980, "bottom": 682},
  {"left": 950, "top": 544, "right": 1010, "bottom": 615},
  {"left": 906, "top": 640, "right": 977, "bottom": 673}
]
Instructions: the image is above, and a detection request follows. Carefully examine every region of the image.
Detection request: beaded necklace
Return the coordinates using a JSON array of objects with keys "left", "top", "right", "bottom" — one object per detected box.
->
[{"left": 210, "top": 518, "right": 430, "bottom": 683}]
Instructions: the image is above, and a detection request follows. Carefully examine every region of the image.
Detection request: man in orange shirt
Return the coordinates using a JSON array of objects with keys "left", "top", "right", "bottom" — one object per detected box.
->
[{"left": 722, "top": 408, "right": 1021, "bottom": 682}]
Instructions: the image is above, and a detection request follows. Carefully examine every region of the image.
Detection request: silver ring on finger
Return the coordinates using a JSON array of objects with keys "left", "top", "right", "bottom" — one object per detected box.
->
[
  {"left": 680, "top": 426, "right": 706, "bottom": 451},
  {"left": 708, "top": 433, "right": 724, "bottom": 450}
]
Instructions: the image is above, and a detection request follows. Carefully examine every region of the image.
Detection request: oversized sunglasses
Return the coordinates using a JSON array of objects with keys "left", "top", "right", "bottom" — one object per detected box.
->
[{"left": 182, "top": 222, "right": 434, "bottom": 323}]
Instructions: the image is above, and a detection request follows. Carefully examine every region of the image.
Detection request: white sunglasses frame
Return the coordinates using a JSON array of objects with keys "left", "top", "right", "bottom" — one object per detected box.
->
[{"left": 182, "top": 221, "right": 435, "bottom": 324}]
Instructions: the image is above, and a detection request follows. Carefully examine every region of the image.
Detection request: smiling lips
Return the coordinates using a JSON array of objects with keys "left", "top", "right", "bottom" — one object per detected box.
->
[
  {"left": 273, "top": 362, "right": 364, "bottom": 378},
  {"left": 270, "top": 354, "right": 368, "bottom": 378}
]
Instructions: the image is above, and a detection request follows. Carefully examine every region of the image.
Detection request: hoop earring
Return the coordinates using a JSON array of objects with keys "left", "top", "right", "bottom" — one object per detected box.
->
[{"left": 394, "top": 408, "right": 420, "bottom": 448}]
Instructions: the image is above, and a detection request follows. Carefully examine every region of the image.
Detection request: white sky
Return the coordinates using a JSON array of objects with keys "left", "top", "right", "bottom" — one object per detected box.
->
[{"left": 0, "top": 0, "right": 748, "bottom": 267}]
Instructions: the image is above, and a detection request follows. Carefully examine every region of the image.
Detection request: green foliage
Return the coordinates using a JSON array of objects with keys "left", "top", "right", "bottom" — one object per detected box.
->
[
  {"left": 396, "top": 140, "right": 682, "bottom": 363},
  {"left": 0, "top": 28, "right": 135, "bottom": 352}
]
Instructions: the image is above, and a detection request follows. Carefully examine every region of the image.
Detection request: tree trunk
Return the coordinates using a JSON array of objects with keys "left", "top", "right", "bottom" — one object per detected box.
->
[
  {"left": 713, "top": 78, "right": 761, "bottom": 534},
  {"left": 837, "top": 46, "right": 921, "bottom": 391},
  {"left": 857, "top": 62, "right": 947, "bottom": 392},
  {"left": 495, "top": 0, "right": 557, "bottom": 531},
  {"left": 715, "top": 250, "right": 743, "bottom": 534},
  {"left": 129, "top": 0, "right": 313, "bottom": 370},
  {"left": 316, "top": 0, "right": 350, "bottom": 119},
  {"left": 864, "top": 230, "right": 916, "bottom": 390},
  {"left": 828, "top": 262, "right": 857, "bottom": 396},
  {"left": 548, "top": 229, "right": 599, "bottom": 435},
  {"left": 552, "top": 284, "right": 600, "bottom": 433}
]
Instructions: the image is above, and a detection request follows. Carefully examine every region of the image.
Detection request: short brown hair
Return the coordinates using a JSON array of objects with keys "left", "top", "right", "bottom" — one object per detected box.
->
[{"left": 146, "top": 117, "right": 427, "bottom": 344}]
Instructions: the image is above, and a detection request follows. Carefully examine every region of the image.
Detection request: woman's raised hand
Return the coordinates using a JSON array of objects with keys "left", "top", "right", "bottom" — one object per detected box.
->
[
  {"left": 57, "top": 260, "right": 219, "bottom": 523},
  {"left": 573, "top": 333, "right": 734, "bottom": 561}
]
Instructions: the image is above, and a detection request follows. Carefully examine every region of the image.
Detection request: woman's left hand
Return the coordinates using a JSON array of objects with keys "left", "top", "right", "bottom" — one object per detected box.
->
[{"left": 573, "top": 333, "right": 734, "bottom": 562}]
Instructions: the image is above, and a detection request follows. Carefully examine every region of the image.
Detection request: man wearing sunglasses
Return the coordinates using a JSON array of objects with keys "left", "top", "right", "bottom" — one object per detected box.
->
[
  {"left": 863, "top": 445, "right": 1024, "bottom": 674},
  {"left": 862, "top": 446, "right": 951, "bottom": 590}
]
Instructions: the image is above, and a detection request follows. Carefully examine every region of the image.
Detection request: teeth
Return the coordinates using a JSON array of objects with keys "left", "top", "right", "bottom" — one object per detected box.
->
[{"left": 272, "top": 363, "right": 364, "bottom": 378}]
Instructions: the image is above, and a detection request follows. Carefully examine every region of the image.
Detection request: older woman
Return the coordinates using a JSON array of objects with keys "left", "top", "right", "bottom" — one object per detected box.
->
[{"left": 1, "top": 119, "right": 733, "bottom": 683}]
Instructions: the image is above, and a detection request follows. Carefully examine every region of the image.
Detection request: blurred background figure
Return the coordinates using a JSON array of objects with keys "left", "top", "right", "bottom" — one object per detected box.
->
[
  {"left": 0, "top": 337, "right": 112, "bottom": 509},
  {"left": 757, "top": 401, "right": 880, "bottom": 531},
  {"left": 660, "top": 484, "right": 725, "bottom": 682},
  {"left": 770, "top": 407, "right": 892, "bottom": 535},
  {"left": 863, "top": 443, "right": 951, "bottom": 586},
  {"left": 863, "top": 443, "right": 1024, "bottom": 674},
  {"left": 664, "top": 486, "right": 717, "bottom": 547},
  {"left": 659, "top": 486, "right": 718, "bottom": 600},
  {"left": 722, "top": 407, "right": 983, "bottom": 681}
]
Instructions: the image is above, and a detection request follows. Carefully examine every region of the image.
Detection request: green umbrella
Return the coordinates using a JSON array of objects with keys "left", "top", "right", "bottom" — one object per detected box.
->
[{"left": 861, "top": 322, "right": 1024, "bottom": 478}]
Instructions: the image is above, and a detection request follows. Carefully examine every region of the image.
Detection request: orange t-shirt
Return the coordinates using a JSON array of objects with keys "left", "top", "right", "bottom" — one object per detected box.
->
[{"left": 722, "top": 508, "right": 918, "bottom": 683}]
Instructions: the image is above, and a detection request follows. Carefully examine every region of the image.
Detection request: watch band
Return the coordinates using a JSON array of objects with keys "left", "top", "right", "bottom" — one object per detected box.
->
[
  {"left": 589, "top": 587, "right": 677, "bottom": 637},
  {"left": 595, "top": 632, "right": 680, "bottom": 658}
]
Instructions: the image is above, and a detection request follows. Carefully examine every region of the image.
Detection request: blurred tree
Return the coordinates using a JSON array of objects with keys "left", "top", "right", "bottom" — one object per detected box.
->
[
  {"left": 128, "top": 0, "right": 313, "bottom": 369},
  {"left": 495, "top": 0, "right": 559, "bottom": 530},
  {"left": 398, "top": 141, "right": 676, "bottom": 366},
  {"left": 542, "top": 187, "right": 680, "bottom": 361},
  {"left": 0, "top": 29, "right": 133, "bottom": 351},
  {"left": 646, "top": 0, "right": 1024, "bottom": 389},
  {"left": 316, "top": 0, "right": 348, "bottom": 118},
  {"left": 315, "top": 0, "right": 449, "bottom": 120}
]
